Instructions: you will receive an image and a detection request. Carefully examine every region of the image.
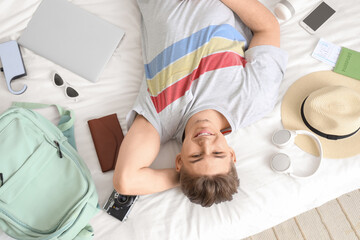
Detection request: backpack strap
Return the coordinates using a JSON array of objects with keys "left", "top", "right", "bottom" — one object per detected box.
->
[
  {"left": 73, "top": 224, "right": 95, "bottom": 240},
  {"left": 11, "top": 102, "right": 77, "bottom": 149}
]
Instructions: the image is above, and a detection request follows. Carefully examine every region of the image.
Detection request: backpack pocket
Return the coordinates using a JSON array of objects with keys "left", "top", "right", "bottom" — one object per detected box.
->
[
  {"left": 0, "top": 140, "right": 54, "bottom": 204},
  {"left": 0, "top": 139, "right": 89, "bottom": 234}
]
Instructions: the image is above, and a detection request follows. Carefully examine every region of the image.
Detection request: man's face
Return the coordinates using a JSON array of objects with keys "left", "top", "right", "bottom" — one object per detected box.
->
[{"left": 176, "top": 119, "right": 236, "bottom": 175}]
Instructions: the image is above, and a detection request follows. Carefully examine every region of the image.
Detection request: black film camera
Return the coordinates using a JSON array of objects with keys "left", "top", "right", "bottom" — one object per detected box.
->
[{"left": 103, "top": 189, "right": 138, "bottom": 222}]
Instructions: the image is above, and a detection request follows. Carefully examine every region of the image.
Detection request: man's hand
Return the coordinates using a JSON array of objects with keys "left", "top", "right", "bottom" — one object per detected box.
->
[
  {"left": 113, "top": 115, "right": 179, "bottom": 195},
  {"left": 221, "top": 0, "right": 280, "bottom": 48}
]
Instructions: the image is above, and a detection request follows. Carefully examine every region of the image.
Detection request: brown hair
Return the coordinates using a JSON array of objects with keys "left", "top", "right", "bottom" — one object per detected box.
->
[{"left": 179, "top": 163, "right": 240, "bottom": 207}]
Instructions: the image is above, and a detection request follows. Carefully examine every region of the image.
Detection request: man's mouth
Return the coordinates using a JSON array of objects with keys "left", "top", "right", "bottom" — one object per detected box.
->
[{"left": 194, "top": 130, "right": 214, "bottom": 138}]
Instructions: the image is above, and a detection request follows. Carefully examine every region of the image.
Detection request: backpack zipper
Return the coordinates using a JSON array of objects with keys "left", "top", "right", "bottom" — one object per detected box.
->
[{"left": 53, "top": 140, "right": 63, "bottom": 158}]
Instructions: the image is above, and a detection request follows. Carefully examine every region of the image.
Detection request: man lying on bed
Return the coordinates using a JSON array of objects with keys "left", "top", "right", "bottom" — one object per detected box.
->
[{"left": 113, "top": 0, "right": 287, "bottom": 207}]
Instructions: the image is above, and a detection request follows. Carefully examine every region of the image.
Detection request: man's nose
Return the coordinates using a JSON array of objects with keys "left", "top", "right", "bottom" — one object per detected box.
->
[{"left": 196, "top": 136, "right": 214, "bottom": 149}]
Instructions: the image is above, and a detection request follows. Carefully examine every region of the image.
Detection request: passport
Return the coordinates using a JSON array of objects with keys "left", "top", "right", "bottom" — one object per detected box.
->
[{"left": 334, "top": 47, "right": 360, "bottom": 80}]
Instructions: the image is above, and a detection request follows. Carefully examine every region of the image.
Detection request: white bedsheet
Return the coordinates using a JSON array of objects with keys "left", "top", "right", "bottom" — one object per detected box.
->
[{"left": 1, "top": 0, "right": 360, "bottom": 239}]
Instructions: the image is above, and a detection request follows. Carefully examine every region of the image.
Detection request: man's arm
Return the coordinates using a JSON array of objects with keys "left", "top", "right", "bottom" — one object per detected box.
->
[
  {"left": 113, "top": 115, "right": 179, "bottom": 195},
  {"left": 221, "top": 0, "right": 280, "bottom": 48}
]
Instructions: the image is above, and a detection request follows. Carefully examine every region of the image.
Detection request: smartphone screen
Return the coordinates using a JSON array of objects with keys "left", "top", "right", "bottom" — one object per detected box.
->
[{"left": 303, "top": 2, "right": 336, "bottom": 31}]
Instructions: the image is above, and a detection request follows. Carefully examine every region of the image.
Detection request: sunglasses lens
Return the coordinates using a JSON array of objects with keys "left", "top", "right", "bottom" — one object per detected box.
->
[
  {"left": 66, "top": 87, "right": 79, "bottom": 98},
  {"left": 54, "top": 73, "right": 64, "bottom": 86}
]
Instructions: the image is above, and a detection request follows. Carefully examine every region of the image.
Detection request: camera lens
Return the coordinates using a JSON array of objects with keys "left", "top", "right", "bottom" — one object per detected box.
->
[
  {"left": 118, "top": 195, "right": 129, "bottom": 204},
  {"left": 116, "top": 194, "right": 135, "bottom": 207}
]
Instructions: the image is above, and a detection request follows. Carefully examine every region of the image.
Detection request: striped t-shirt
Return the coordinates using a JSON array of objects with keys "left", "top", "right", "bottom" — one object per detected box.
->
[{"left": 127, "top": 0, "right": 288, "bottom": 143}]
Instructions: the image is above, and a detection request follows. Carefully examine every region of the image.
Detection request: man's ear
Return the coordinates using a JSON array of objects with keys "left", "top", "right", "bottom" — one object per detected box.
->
[
  {"left": 229, "top": 147, "right": 237, "bottom": 163},
  {"left": 175, "top": 153, "right": 182, "bottom": 172}
]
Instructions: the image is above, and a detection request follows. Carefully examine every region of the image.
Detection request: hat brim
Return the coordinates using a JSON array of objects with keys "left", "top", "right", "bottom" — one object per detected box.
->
[{"left": 281, "top": 71, "right": 360, "bottom": 159}]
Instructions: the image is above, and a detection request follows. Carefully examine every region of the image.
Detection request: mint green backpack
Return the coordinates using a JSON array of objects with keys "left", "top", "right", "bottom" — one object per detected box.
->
[{"left": 0, "top": 103, "right": 99, "bottom": 240}]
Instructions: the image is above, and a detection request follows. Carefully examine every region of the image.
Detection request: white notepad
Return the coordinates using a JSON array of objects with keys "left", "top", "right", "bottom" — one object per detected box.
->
[{"left": 18, "top": 0, "right": 125, "bottom": 82}]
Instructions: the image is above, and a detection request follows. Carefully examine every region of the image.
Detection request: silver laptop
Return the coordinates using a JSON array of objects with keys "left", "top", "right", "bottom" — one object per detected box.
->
[{"left": 18, "top": 0, "right": 125, "bottom": 82}]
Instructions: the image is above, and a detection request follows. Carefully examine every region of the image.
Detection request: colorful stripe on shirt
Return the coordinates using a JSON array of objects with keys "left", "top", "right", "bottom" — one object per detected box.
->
[
  {"left": 221, "top": 127, "right": 232, "bottom": 135},
  {"left": 146, "top": 24, "right": 247, "bottom": 113}
]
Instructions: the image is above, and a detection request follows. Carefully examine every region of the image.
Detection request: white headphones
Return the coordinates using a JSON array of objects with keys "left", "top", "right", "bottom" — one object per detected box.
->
[{"left": 270, "top": 129, "right": 323, "bottom": 178}]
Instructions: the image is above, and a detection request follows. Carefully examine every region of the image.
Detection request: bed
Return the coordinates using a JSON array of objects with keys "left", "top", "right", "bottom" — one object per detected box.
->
[{"left": 1, "top": 0, "right": 360, "bottom": 239}]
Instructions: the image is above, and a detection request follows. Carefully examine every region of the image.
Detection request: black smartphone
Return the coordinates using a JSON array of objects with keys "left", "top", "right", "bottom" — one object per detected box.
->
[{"left": 300, "top": 1, "right": 336, "bottom": 34}]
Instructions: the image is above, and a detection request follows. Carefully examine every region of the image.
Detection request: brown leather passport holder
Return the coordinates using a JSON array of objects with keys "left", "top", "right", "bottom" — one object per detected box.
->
[{"left": 88, "top": 114, "right": 124, "bottom": 172}]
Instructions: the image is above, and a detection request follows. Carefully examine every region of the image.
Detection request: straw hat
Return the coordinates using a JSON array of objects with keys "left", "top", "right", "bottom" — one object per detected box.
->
[{"left": 281, "top": 71, "right": 360, "bottom": 159}]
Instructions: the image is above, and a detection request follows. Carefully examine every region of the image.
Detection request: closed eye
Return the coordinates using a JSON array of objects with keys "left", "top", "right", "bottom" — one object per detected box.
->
[
  {"left": 189, "top": 152, "right": 227, "bottom": 163},
  {"left": 188, "top": 152, "right": 202, "bottom": 163},
  {"left": 213, "top": 152, "right": 226, "bottom": 158},
  {"left": 190, "top": 158, "right": 203, "bottom": 163}
]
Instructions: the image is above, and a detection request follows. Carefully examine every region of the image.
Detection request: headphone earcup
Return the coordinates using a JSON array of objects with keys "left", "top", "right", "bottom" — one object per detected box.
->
[
  {"left": 271, "top": 153, "right": 292, "bottom": 173},
  {"left": 272, "top": 129, "right": 294, "bottom": 148}
]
